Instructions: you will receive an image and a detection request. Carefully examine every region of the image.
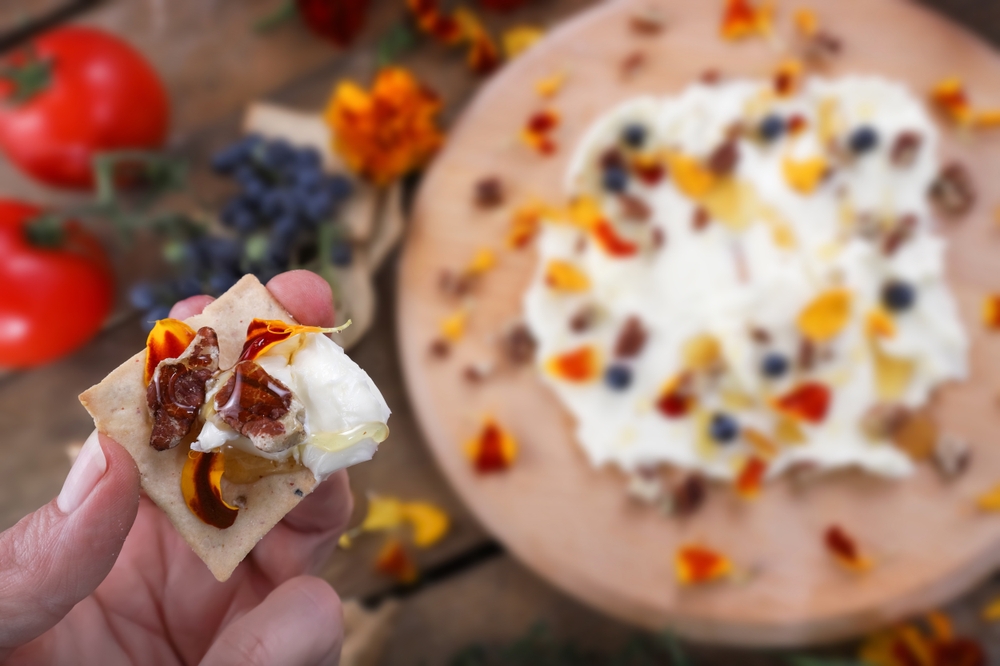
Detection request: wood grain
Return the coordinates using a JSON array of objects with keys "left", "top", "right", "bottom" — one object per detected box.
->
[{"left": 399, "top": 0, "right": 1000, "bottom": 647}]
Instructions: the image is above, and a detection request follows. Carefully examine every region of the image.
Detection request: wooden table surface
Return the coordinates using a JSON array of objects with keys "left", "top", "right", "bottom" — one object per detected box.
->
[{"left": 2, "top": 0, "right": 1000, "bottom": 663}]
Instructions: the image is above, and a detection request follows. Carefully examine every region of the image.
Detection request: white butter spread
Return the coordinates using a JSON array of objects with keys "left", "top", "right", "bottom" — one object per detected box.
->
[{"left": 523, "top": 77, "right": 967, "bottom": 481}]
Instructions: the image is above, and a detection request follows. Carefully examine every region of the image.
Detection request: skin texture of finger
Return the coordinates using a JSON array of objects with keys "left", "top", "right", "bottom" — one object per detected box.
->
[
  {"left": 252, "top": 471, "right": 353, "bottom": 581},
  {"left": 168, "top": 295, "right": 215, "bottom": 320},
  {"left": 266, "top": 270, "right": 336, "bottom": 327},
  {"left": 0, "top": 436, "right": 140, "bottom": 660},
  {"left": 200, "top": 576, "right": 343, "bottom": 666}
]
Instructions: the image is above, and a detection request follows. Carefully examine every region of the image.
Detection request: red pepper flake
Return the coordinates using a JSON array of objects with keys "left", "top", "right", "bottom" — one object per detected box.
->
[
  {"left": 466, "top": 418, "right": 518, "bottom": 473},
  {"left": 545, "top": 346, "right": 600, "bottom": 382},
  {"left": 774, "top": 382, "right": 831, "bottom": 424},
  {"left": 734, "top": 456, "right": 767, "bottom": 499},
  {"left": 675, "top": 544, "right": 732, "bottom": 584},
  {"left": 375, "top": 538, "right": 419, "bottom": 584},
  {"left": 593, "top": 220, "right": 639, "bottom": 257},
  {"left": 824, "top": 524, "right": 872, "bottom": 572}
]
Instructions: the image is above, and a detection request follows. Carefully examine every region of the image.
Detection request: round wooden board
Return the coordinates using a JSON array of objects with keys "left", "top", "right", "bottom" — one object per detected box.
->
[{"left": 398, "top": 0, "right": 1000, "bottom": 647}]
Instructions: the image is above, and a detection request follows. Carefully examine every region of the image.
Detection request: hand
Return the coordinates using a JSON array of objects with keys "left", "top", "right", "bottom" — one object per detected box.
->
[{"left": 0, "top": 271, "right": 351, "bottom": 666}]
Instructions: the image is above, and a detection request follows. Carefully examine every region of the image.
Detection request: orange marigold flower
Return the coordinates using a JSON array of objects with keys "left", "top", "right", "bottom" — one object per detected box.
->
[
  {"left": 720, "top": 0, "right": 773, "bottom": 41},
  {"left": 860, "top": 613, "right": 986, "bottom": 666},
  {"left": 325, "top": 67, "right": 444, "bottom": 185},
  {"left": 675, "top": 544, "right": 732, "bottom": 584},
  {"left": 465, "top": 418, "right": 518, "bottom": 473}
]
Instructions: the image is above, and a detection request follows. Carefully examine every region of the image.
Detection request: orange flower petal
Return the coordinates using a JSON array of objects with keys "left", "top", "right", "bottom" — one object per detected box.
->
[
  {"left": 797, "top": 288, "right": 853, "bottom": 342},
  {"left": 239, "top": 319, "right": 340, "bottom": 361},
  {"left": 145, "top": 318, "right": 196, "bottom": 384},
  {"left": 982, "top": 295, "right": 1000, "bottom": 329},
  {"left": 824, "top": 524, "right": 873, "bottom": 572},
  {"left": 720, "top": 0, "right": 773, "bottom": 41},
  {"left": 735, "top": 456, "right": 767, "bottom": 499},
  {"left": 676, "top": 544, "right": 732, "bottom": 584},
  {"left": 930, "top": 77, "right": 972, "bottom": 125},
  {"left": 774, "top": 382, "right": 831, "bottom": 424},
  {"left": 544, "top": 260, "right": 590, "bottom": 291},
  {"left": 375, "top": 538, "right": 419, "bottom": 583},
  {"left": 593, "top": 220, "right": 638, "bottom": 257},
  {"left": 465, "top": 419, "right": 518, "bottom": 473},
  {"left": 545, "top": 346, "right": 601, "bottom": 382},
  {"left": 181, "top": 450, "right": 239, "bottom": 529}
]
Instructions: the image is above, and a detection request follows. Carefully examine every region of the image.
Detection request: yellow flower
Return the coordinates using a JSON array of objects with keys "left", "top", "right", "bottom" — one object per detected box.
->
[{"left": 325, "top": 67, "right": 444, "bottom": 185}]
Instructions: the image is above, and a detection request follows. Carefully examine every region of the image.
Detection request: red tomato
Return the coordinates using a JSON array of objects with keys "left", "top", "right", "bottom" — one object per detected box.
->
[
  {"left": 0, "top": 27, "right": 169, "bottom": 189},
  {"left": 0, "top": 200, "right": 114, "bottom": 368}
]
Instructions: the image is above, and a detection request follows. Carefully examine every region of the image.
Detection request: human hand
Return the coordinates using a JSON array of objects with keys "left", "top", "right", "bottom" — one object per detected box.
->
[{"left": 0, "top": 270, "right": 351, "bottom": 665}]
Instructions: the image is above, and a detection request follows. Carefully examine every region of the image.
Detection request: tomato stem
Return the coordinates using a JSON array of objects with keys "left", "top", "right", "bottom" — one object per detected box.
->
[
  {"left": 0, "top": 46, "right": 53, "bottom": 105},
  {"left": 254, "top": 0, "right": 298, "bottom": 33},
  {"left": 25, "top": 213, "right": 66, "bottom": 248}
]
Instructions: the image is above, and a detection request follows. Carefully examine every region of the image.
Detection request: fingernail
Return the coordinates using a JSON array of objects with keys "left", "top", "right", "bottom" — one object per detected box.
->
[{"left": 57, "top": 431, "right": 108, "bottom": 514}]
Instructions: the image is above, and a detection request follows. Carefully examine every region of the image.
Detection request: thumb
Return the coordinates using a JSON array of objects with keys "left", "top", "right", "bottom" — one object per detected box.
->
[{"left": 0, "top": 431, "right": 140, "bottom": 658}]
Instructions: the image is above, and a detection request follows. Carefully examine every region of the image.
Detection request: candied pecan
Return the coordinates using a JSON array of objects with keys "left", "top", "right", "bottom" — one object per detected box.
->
[
  {"left": 501, "top": 323, "right": 537, "bottom": 365},
  {"left": 692, "top": 206, "right": 710, "bottom": 231},
  {"left": 569, "top": 304, "right": 599, "bottom": 333},
  {"left": 673, "top": 474, "right": 706, "bottom": 517},
  {"left": 650, "top": 226, "right": 666, "bottom": 249},
  {"left": 934, "top": 434, "right": 971, "bottom": 479},
  {"left": 619, "top": 193, "right": 651, "bottom": 222},
  {"left": 890, "top": 131, "right": 922, "bottom": 168},
  {"left": 749, "top": 327, "right": 771, "bottom": 344},
  {"left": 474, "top": 176, "right": 504, "bottom": 208},
  {"left": 630, "top": 6, "right": 665, "bottom": 35},
  {"left": 707, "top": 140, "right": 739, "bottom": 176},
  {"left": 929, "top": 162, "right": 975, "bottom": 218},
  {"left": 615, "top": 316, "right": 648, "bottom": 358},
  {"left": 882, "top": 214, "right": 916, "bottom": 256},
  {"left": 620, "top": 50, "right": 646, "bottom": 79},
  {"left": 147, "top": 327, "right": 219, "bottom": 452},
  {"left": 429, "top": 338, "right": 451, "bottom": 358},
  {"left": 215, "top": 360, "right": 305, "bottom": 453},
  {"left": 859, "top": 403, "right": 910, "bottom": 440}
]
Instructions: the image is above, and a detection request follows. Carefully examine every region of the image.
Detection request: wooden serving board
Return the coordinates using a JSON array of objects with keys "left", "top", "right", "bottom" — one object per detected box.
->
[{"left": 397, "top": 0, "right": 1000, "bottom": 647}]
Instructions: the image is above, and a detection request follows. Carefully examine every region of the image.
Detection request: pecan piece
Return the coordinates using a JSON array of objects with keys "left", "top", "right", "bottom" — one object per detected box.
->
[
  {"left": 615, "top": 316, "right": 648, "bottom": 358},
  {"left": 673, "top": 474, "right": 706, "bottom": 517},
  {"left": 890, "top": 131, "right": 922, "bottom": 168},
  {"left": 707, "top": 140, "right": 739, "bottom": 176},
  {"left": 929, "top": 162, "right": 975, "bottom": 218},
  {"left": 501, "top": 323, "right": 537, "bottom": 365},
  {"left": 214, "top": 360, "right": 305, "bottom": 453},
  {"left": 474, "top": 176, "right": 504, "bottom": 208},
  {"left": 619, "top": 193, "right": 651, "bottom": 222},
  {"left": 147, "top": 327, "right": 219, "bottom": 452}
]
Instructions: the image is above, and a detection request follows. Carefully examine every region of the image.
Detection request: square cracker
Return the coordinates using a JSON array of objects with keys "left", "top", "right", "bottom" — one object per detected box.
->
[{"left": 79, "top": 275, "right": 317, "bottom": 582}]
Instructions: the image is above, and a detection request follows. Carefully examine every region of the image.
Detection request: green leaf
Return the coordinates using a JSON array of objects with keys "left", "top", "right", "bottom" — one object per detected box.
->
[{"left": 376, "top": 21, "right": 418, "bottom": 67}]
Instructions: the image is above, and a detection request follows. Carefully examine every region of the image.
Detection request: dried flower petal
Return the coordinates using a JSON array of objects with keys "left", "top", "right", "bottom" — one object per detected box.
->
[
  {"left": 592, "top": 220, "right": 638, "bottom": 257},
  {"left": 682, "top": 333, "right": 722, "bottom": 371},
  {"left": 465, "top": 418, "right": 518, "bottom": 473},
  {"left": 362, "top": 496, "right": 406, "bottom": 532},
  {"left": 742, "top": 427, "right": 778, "bottom": 459},
  {"left": 825, "top": 524, "right": 873, "bottom": 572},
  {"left": 502, "top": 25, "right": 543, "bottom": 59},
  {"left": 325, "top": 68, "right": 443, "bottom": 185},
  {"left": 440, "top": 310, "right": 468, "bottom": 342},
  {"left": 720, "top": 0, "right": 773, "bottom": 41},
  {"left": 866, "top": 308, "right": 897, "bottom": 339},
  {"left": 793, "top": 8, "right": 818, "bottom": 36},
  {"left": 240, "top": 318, "right": 347, "bottom": 362},
  {"left": 375, "top": 538, "right": 419, "bottom": 583},
  {"left": 735, "top": 456, "right": 767, "bottom": 499},
  {"left": 666, "top": 153, "right": 716, "bottom": 198},
  {"left": 521, "top": 109, "right": 561, "bottom": 155},
  {"left": 545, "top": 346, "right": 600, "bottom": 382},
  {"left": 774, "top": 382, "right": 831, "bottom": 424},
  {"left": 773, "top": 59, "right": 804, "bottom": 96},
  {"left": 545, "top": 260, "right": 590, "bottom": 292},
  {"left": 982, "top": 295, "right": 1000, "bottom": 329},
  {"left": 656, "top": 374, "right": 695, "bottom": 418},
  {"left": 455, "top": 8, "right": 500, "bottom": 75},
  {"left": 797, "top": 288, "right": 853, "bottom": 342},
  {"left": 144, "top": 318, "right": 197, "bottom": 384},
  {"left": 892, "top": 410, "right": 938, "bottom": 461},
  {"left": 466, "top": 248, "right": 497, "bottom": 275},
  {"left": 181, "top": 450, "right": 239, "bottom": 529},
  {"left": 535, "top": 71, "right": 567, "bottom": 98},
  {"left": 977, "top": 483, "right": 1000, "bottom": 511},
  {"left": 408, "top": 0, "right": 463, "bottom": 43},
  {"left": 614, "top": 316, "right": 647, "bottom": 358},
  {"left": 675, "top": 544, "right": 732, "bottom": 584},
  {"left": 782, "top": 155, "right": 828, "bottom": 194},
  {"left": 508, "top": 203, "right": 545, "bottom": 248},
  {"left": 401, "top": 501, "right": 450, "bottom": 547}
]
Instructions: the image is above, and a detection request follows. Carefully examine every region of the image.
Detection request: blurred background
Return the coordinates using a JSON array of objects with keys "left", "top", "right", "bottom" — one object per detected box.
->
[{"left": 2, "top": 0, "right": 1000, "bottom": 664}]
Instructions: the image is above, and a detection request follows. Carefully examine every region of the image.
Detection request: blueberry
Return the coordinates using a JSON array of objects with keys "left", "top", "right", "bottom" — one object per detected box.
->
[
  {"left": 325, "top": 175, "right": 353, "bottom": 201},
  {"left": 759, "top": 114, "right": 784, "bottom": 142},
  {"left": 264, "top": 139, "right": 296, "bottom": 168},
  {"left": 303, "top": 191, "right": 334, "bottom": 224},
  {"left": 242, "top": 177, "right": 268, "bottom": 204},
  {"left": 142, "top": 305, "right": 173, "bottom": 333},
  {"left": 211, "top": 144, "right": 245, "bottom": 175},
  {"left": 201, "top": 237, "right": 242, "bottom": 271},
  {"left": 294, "top": 147, "right": 323, "bottom": 170},
  {"left": 330, "top": 241, "right": 353, "bottom": 267},
  {"left": 621, "top": 123, "right": 647, "bottom": 149},
  {"left": 882, "top": 280, "right": 916, "bottom": 312},
  {"left": 128, "top": 281, "right": 158, "bottom": 310},
  {"left": 602, "top": 165, "right": 629, "bottom": 193},
  {"left": 173, "top": 276, "right": 202, "bottom": 300},
  {"left": 233, "top": 165, "right": 263, "bottom": 190},
  {"left": 294, "top": 165, "right": 324, "bottom": 191},
  {"left": 761, "top": 353, "right": 789, "bottom": 378},
  {"left": 604, "top": 364, "right": 632, "bottom": 390},
  {"left": 709, "top": 413, "right": 739, "bottom": 444},
  {"left": 258, "top": 189, "right": 284, "bottom": 218},
  {"left": 848, "top": 126, "right": 879, "bottom": 154}
]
